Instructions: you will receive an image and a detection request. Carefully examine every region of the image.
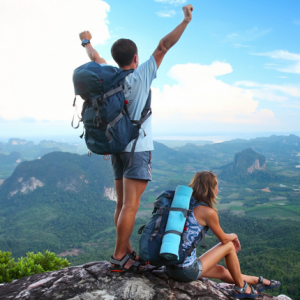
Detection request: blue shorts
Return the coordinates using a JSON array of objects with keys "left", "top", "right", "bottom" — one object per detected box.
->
[
  {"left": 111, "top": 151, "right": 152, "bottom": 181},
  {"left": 166, "top": 260, "right": 202, "bottom": 283}
]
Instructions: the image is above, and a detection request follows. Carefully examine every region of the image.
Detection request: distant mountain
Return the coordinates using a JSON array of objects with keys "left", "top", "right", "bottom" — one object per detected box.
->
[
  {"left": 0, "top": 152, "right": 24, "bottom": 166},
  {"left": 219, "top": 148, "right": 278, "bottom": 183},
  {"left": 220, "top": 134, "right": 300, "bottom": 145},
  {"left": 220, "top": 148, "right": 266, "bottom": 177},
  {"left": 175, "top": 134, "right": 300, "bottom": 168},
  {"left": 0, "top": 152, "right": 25, "bottom": 182},
  {"left": 0, "top": 152, "right": 116, "bottom": 258},
  {"left": 1, "top": 138, "right": 85, "bottom": 160},
  {"left": 250, "top": 134, "right": 300, "bottom": 145}
]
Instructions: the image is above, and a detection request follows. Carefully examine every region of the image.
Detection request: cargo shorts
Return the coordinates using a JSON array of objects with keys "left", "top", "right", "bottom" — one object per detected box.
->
[{"left": 110, "top": 151, "right": 152, "bottom": 181}]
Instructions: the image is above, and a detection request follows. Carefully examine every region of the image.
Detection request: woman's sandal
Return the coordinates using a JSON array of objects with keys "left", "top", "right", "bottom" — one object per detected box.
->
[
  {"left": 109, "top": 254, "right": 146, "bottom": 274},
  {"left": 252, "top": 276, "right": 281, "bottom": 292},
  {"left": 231, "top": 281, "right": 258, "bottom": 299}
]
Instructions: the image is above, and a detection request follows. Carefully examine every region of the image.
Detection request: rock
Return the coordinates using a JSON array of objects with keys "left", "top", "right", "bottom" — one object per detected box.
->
[{"left": 0, "top": 261, "right": 287, "bottom": 300}]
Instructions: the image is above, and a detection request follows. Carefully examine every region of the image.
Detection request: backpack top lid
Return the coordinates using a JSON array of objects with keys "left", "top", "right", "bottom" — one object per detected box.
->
[{"left": 73, "top": 61, "right": 131, "bottom": 101}]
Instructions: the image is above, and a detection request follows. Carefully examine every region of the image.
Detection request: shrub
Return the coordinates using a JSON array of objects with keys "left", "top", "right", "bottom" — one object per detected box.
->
[{"left": 0, "top": 250, "right": 70, "bottom": 283}]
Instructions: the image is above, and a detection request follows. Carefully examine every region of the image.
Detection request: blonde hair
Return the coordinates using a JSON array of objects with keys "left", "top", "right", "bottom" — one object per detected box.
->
[{"left": 189, "top": 171, "right": 218, "bottom": 210}]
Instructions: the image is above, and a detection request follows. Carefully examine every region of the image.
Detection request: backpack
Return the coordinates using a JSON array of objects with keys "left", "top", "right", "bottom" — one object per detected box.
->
[
  {"left": 72, "top": 62, "right": 152, "bottom": 165},
  {"left": 138, "top": 190, "right": 209, "bottom": 266}
]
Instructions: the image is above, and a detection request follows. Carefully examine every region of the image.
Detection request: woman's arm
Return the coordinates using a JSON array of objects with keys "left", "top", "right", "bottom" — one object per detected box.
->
[
  {"left": 194, "top": 206, "right": 241, "bottom": 251},
  {"left": 79, "top": 31, "right": 107, "bottom": 64}
]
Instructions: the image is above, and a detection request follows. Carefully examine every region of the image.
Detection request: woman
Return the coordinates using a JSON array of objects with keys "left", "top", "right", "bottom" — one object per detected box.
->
[{"left": 166, "top": 171, "right": 280, "bottom": 299}]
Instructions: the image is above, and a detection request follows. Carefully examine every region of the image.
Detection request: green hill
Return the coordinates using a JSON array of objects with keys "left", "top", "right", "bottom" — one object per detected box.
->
[
  {"left": 219, "top": 148, "right": 268, "bottom": 180},
  {"left": 0, "top": 146, "right": 300, "bottom": 299},
  {"left": 0, "top": 152, "right": 25, "bottom": 180},
  {"left": 0, "top": 152, "right": 116, "bottom": 258}
]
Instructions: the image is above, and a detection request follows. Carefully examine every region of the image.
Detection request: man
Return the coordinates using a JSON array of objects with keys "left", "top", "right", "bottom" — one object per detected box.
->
[{"left": 80, "top": 4, "right": 193, "bottom": 273}]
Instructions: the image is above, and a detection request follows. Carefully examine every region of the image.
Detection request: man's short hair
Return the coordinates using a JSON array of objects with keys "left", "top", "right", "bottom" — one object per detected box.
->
[{"left": 111, "top": 39, "right": 137, "bottom": 68}]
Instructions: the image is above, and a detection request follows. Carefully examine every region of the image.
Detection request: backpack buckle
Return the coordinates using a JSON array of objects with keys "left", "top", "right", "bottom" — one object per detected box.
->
[
  {"left": 97, "top": 96, "right": 105, "bottom": 106},
  {"left": 157, "top": 207, "right": 165, "bottom": 215}
]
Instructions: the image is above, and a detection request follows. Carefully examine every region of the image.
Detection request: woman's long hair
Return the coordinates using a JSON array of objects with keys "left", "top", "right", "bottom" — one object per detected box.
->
[{"left": 189, "top": 171, "right": 218, "bottom": 210}]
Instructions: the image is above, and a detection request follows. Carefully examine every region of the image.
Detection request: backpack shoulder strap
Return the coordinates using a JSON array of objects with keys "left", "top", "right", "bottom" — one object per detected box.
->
[
  {"left": 127, "top": 89, "right": 152, "bottom": 167},
  {"left": 185, "top": 202, "right": 210, "bottom": 256},
  {"left": 185, "top": 225, "right": 209, "bottom": 256},
  {"left": 149, "top": 190, "right": 174, "bottom": 240}
]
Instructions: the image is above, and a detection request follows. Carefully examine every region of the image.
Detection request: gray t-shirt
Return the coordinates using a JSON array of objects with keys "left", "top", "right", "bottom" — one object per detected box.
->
[{"left": 122, "top": 55, "right": 157, "bottom": 152}]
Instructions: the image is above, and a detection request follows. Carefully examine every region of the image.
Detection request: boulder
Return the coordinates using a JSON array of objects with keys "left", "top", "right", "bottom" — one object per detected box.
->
[{"left": 0, "top": 261, "right": 291, "bottom": 300}]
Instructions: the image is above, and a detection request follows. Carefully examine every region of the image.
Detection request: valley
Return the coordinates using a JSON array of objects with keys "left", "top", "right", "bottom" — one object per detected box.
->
[{"left": 1, "top": 134, "right": 300, "bottom": 298}]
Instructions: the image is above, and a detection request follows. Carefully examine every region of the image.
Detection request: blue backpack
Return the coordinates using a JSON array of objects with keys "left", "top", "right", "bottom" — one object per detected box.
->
[
  {"left": 138, "top": 190, "right": 209, "bottom": 266},
  {"left": 72, "top": 62, "right": 151, "bottom": 164}
]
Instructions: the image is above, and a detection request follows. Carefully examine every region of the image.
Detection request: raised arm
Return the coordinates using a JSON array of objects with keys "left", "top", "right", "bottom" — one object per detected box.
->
[
  {"left": 79, "top": 31, "right": 107, "bottom": 64},
  {"left": 153, "top": 4, "right": 193, "bottom": 69}
]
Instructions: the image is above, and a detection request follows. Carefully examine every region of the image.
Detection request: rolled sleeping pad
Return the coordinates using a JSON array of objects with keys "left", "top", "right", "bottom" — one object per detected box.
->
[{"left": 160, "top": 185, "right": 193, "bottom": 260}]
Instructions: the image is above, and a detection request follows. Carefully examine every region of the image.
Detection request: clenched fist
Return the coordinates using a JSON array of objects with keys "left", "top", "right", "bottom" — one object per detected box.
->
[
  {"left": 79, "top": 30, "right": 92, "bottom": 41},
  {"left": 182, "top": 4, "right": 193, "bottom": 23}
]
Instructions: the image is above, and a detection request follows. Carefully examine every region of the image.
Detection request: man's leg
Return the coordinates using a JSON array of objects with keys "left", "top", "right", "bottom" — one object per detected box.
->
[
  {"left": 113, "top": 178, "right": 136, "bottom": 256},
  {"left": 114, "top": 179, "right": 123, "bottom": 228},
  {"left": 113, "top": 177, "right": 148, "bottom": 261}
]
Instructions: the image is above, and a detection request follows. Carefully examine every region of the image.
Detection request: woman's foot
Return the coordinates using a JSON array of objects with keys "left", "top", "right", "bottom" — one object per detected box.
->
[
  {"left": 252, "top": 276, "right": 281, "bottom": 292},
  {"left": 231, "top": 281, "right": 258, "bottom": 298}
]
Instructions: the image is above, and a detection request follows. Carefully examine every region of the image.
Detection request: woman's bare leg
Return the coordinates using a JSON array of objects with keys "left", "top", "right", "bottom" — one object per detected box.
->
[
  {"left": 201, "top": 265, "right": 260, "bottom": 285},
  {"left": 199, "top": 242, "right": 257, "bottom": 295}
]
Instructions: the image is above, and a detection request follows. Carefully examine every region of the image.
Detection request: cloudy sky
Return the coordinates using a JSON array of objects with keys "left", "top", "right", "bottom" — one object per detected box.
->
[{"left": 0, "top": 0, "right": 299, "bottom": 141}]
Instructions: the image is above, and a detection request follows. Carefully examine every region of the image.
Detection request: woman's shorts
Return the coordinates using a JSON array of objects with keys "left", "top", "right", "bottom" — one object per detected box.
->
[{"left": 166, "top": 259, "right": 203, "bottom": 283}]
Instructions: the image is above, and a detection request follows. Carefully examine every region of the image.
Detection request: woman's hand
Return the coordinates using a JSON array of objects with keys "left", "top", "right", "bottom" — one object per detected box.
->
[{"left": 232, "top": 237, "right": 241, "bottom": 253}]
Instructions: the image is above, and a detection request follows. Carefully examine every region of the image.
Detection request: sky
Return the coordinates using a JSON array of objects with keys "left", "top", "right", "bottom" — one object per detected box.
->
[{"left": 0, "top": 0, "right": 299, "bottom": 141}]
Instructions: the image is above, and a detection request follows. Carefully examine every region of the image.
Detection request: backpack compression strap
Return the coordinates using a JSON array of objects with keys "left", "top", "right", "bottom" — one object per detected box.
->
[{"left": 128, "top": 90, "right": 152, "bottom": 167}]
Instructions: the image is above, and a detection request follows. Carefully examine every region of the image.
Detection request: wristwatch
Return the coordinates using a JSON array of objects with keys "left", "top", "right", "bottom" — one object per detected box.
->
[{"left": 81, "top": 39, "right": 90, "bottom": 47}]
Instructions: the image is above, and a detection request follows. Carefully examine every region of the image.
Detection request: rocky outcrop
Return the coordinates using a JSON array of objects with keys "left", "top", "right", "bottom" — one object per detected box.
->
[
  {"left": 0, "top": 261, "right": 291, "bottom": 300},
  {"left": 104, "top": 187, "right": 117, "bottom": 201},
  {"left": 9, "top": 177, "right": 44, "bottom": 197},
  {"left": 247, "top": 159, "right": 266, "bottom": 174}
]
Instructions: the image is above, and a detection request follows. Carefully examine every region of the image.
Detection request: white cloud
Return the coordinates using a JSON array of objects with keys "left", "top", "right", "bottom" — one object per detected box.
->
[
  {"left": 253, "top": 50, "right": 300, "bottom": 74},
  {"left": 151, "top": 62, "right": 276, "bottom": 133},
  {"left": 154, "top": 0, "right": 186, "bottom": 5},
  {"left": 227, "top": 33, "right": 239, "bottom": 38},
  {"left": 0, "top": 0, "right": 110, "bottom": 121},
  {"left": 225, "top": 27, "right": 271, "bottom": 42},
  {"left": 294, "top": 19, "right": 300, "bottom": 25},
  {"left": 156, "top": 10, "right": 176, "bottom": 17},
  {"left": 256, "top": 50, "right": 300, "bottom": 61},
  {"left": 235, "top": 81, "right": 300, "bottom": 102},
  {"left": 233, "top": 43, "right": 250, "bottom": 48}
]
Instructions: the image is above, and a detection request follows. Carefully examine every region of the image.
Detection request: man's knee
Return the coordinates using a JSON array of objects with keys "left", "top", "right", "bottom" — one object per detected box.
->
[{"left": 123, "top": 200, "right": 140, "bottom": 212}]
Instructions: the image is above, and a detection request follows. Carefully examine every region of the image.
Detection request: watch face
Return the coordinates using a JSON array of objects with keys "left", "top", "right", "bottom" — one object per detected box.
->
[{"left": 82, "top": 39, "right": 90, "bottom": 45}]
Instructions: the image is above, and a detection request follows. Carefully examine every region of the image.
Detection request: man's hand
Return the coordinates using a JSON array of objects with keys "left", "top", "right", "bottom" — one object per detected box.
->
[
  {"left": 182, "top": 4, "right": 193, "bottom": 23},
  {"left": 79, "top": 31, "right": 92, "bottom": 41},
  {"left": 232, "top": 237, "right": 241, "bottom": 253},
  {"left": 153, "top": 3, "right": 193, "bottom": 69}
]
